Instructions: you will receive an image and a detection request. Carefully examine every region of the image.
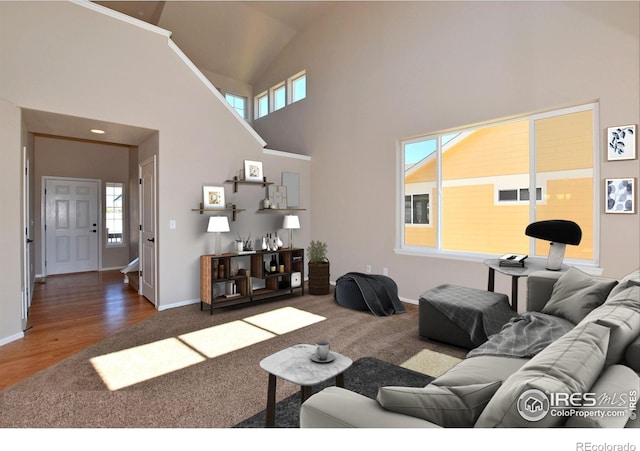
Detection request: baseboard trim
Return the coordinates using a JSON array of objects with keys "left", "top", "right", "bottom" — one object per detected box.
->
[{"left": 0, "top": 331, "right": 25, "bottom": 348}]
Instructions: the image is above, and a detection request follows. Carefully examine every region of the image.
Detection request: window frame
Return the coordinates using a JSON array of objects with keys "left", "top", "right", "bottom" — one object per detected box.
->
[{"left": 396, "top": 102, "right": 600, "bottom": 267}]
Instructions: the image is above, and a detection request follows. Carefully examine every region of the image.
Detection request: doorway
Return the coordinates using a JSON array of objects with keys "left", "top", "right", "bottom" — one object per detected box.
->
[{"left": 139, "top": 156, "right": 157, "bottom": 306}]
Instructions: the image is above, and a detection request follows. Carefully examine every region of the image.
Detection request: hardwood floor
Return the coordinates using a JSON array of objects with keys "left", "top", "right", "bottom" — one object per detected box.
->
[{"left": 0, "top": 270, "right": 157, "bottom": 391}]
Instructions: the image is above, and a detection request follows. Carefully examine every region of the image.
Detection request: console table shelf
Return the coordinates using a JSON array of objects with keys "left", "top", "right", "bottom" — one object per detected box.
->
[{"left": 200, "top": 248, "right": 305, "bottom": 314}]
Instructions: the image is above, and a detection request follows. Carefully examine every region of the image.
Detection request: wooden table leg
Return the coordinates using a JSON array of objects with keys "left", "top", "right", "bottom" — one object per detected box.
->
[{"left": 265, "top": 373, "right": 276, "bottom": 427}]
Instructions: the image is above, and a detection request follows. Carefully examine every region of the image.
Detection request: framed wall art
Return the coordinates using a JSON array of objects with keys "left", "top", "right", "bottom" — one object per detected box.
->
[
  {"left": 244, "top": 160, "right": 263, "bottom": 182},
  {"left": 268, "top": 184, "right": 288, "bottom": 209},
  {"left": 203, "top": 185, "right": 226, "bottom": 209},
  {"left": 605, "top": 178, "right": 635, "bottom": 214},
  {"left": 607, "top": 125, "right": 636, "bottom": 161}
]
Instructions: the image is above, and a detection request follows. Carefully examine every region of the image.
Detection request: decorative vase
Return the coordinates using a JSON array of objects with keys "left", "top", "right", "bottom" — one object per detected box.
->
[
  {"left": 261, "top": 236, "right": 267, "bottom": 250},
  {"left": 276, "top": 234, "right": 283, "bottom": 249}
]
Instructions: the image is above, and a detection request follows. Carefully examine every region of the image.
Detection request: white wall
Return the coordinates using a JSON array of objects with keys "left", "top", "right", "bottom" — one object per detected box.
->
[
  {"left": 253, "top": 1, "right": 640, "bottom": 303},
  {"left": 0, "top": 1, "right": 311, "bottom": 343}
]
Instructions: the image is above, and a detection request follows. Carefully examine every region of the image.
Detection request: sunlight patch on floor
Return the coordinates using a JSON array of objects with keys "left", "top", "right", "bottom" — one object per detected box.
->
[
  {"left": 243, "top": 306, "right": 326, "bottom": 335},
  {"left": 89, "top": 306, "right": 326, "bottom": 390},
  {"left": 89, "top": 338, "right": 206, "bottom": 391},
  {"left": 179, "top": 320, "right": 276, "bottom": 359}
]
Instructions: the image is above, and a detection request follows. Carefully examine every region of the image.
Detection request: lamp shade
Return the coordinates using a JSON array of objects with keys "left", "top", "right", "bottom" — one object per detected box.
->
[
  {"left": 525, "top": 220, "right": 582, "bottom": 245},
  {"left": 207, "top": 216, "right": 230, "bottom": 233},
  {"left": 282, "top": 215, "right": 300, "bottom": 230}
]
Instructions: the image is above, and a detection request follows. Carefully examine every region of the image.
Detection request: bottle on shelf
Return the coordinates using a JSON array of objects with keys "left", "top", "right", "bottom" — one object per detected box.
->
[{"left": 269, "top": 255, "right": 277, "bottom": 273}]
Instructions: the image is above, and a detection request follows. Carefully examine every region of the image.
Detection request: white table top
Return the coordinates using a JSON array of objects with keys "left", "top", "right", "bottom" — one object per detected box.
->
[
  {"left": 260, "top": 344, "right": 353, "bottom": 386},
  {"left": 484, "top": 257, "right": 568, "bottom": 277}
]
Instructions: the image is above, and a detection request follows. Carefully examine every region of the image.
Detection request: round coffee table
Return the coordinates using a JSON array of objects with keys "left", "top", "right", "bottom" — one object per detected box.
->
[{"left": 259, "top": 343, "right": 353, "bottom": 427}]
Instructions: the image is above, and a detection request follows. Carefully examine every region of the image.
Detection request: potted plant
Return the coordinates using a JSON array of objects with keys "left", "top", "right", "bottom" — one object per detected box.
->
[{"left": 307, "top": 240, "right": 330, "bottom": 295}]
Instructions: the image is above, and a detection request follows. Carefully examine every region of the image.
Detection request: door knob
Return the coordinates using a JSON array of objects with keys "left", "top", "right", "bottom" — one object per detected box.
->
[
  {"left": 147, "top": 238, "right": 155, "bottom": 243},
  {"left": 26, "top": 238, "right": 34, "bottom": 243}
]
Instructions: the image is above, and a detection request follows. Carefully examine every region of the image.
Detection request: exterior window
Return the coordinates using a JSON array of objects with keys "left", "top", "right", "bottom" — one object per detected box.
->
[
  {"left": 289, "top": 71, "right": 306, "bottom": 103},
  {"left": 255, "top": 92, "right": 268, "bottom": 119},
  {"left": 405, "top": 194, "right": 430, "bottom": 224},
  {"left": 271, "top": 83, "right": 286, "bottom": 111},
  {"left": 400, "top": 103, "right": 597, "bottom": 265},
  {"left": 225, "top": 93, "right": 247, "bottom": 119},
  {"left": 106, "top": 182, "right": 124, "bottom": 246}
]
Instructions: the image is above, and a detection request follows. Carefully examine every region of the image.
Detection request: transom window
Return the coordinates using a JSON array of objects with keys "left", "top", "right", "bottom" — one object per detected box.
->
[
  {"left": 271, "top": 83, "right": 286, "bottom": 112},
  {"left": 398, "top": 103, "right": 597, "bottom": 265},
  {"left": 255, "top": 92, "right": 268, "bottom": 119},
  {"left": 289, "top": 71, "right": 306, "bottom": 103}
]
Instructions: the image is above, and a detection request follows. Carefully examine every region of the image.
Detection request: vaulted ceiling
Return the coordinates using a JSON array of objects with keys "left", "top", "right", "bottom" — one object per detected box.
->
[
  {"left": 96, "top": 1, "right": 335, "bottom": 84},
  {"left": 24, "top": 1, "right": 335, "bottom": 146}
]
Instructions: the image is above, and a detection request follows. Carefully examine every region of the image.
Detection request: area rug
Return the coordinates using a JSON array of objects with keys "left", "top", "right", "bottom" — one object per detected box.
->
[
  {"left": 400, "top": 349, "right": 462, "bottom": 378},
  {"left": 233, "top": 357, "right": 434, "bottom": 428}
]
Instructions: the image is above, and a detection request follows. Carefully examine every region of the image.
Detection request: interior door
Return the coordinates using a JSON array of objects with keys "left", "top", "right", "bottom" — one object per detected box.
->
[
  {"left": 22, "top": 147, "right": 33, "bottom": 329},
  {"left": 44, "top": 178, "right": 99, "bottom": 275},
  {"left": 139, "top": 156, "right": 157, "bottom": 306}
]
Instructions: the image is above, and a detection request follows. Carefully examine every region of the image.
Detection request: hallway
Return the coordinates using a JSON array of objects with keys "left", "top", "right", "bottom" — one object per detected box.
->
[{"left": 0, "top": 270, "right": 156, "bottom": 391}]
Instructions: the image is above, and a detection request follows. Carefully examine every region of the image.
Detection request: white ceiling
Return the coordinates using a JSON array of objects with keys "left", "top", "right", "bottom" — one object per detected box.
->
[{"left": 24, "top": 1, "right": 335, "bottom": 146}]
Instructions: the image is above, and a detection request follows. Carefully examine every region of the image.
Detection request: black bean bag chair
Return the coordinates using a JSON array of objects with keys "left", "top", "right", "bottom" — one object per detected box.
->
[{"left": 334, "top": 272, "right": 405, "bottom": 316}]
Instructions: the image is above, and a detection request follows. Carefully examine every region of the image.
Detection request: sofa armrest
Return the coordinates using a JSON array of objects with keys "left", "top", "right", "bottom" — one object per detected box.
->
[
  {"left": 526, "top": 270, "right": 563, "bottom": 312},
  {"left": 300, "top": 386, "right": 441, "bottom": 428}
]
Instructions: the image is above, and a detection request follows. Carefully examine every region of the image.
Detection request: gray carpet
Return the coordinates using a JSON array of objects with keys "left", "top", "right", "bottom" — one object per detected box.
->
[
  {"left": 0, "top": 291, "right": 464, "bottom": 428},
  {"left": 234, "top": 357, "right": 434, "bottom": 428}
]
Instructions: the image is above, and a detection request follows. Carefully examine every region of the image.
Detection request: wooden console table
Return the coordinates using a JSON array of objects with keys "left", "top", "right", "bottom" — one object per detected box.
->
[{"left": 200, "top": 248, "right": 304, "bottom": 314}]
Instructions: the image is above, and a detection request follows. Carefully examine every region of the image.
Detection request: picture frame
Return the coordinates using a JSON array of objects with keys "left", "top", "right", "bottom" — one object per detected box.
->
[
  {"left": 268, "top": 185, "right": 288, "bottom": 209},
  {"left": 607, "top": 125, "right": 636, "bottom": 161},
  {"left": 605, "top": 178, "right": 635, "bottom": 214},
  {"left": 203, "top": 185, "right": 226, "bottom": 209},
  {"left": 244, "top": 160, "right": 263, "bottom": 182}
]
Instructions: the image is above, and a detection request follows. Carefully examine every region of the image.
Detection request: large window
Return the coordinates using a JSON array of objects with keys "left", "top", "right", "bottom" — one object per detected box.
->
[
  {"left": 399, "top": 103, "right": 597, "bottom": 265},
  {"left": 105, "top": 182, "right": 124, "bottom": 246}
]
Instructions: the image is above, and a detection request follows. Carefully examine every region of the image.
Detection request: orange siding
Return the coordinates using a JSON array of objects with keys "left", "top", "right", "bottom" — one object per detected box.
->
[
  {"left": 536, "top": 110, "right": 593, "bottom": 172},
  {"left": 443, "top": 121, "right": 529, "bottom": 180}
]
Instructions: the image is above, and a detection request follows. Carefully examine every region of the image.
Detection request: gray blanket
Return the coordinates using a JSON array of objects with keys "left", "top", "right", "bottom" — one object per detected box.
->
[{"left": 467, "top": 311, "right": 575, "bottom": 359}]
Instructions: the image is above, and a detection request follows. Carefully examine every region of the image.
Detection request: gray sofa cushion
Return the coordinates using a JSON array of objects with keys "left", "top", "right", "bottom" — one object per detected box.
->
[
  {"left": 541, "top": 267, "right": 617, "bottom": 324},
  {"left": 565, "top": 364, "right": 639, "bottom": 428},
  {"left": 580, "top": 285, "right": 640, "bottom": 368},
  {"left": 607, "top": 268, "right": 640, "bottom": 299},
  {"left": 475, "top": 321, "right": 610, "bottom": 427},
  {"left": 300, "top": 386, "right": 440, "bottom": 428},
  {"left": 432, "top": 355, "right": 528, "bottom": 387},
  {"left": 625, "top": 336, "right": 640, "bottom": 372},
  {"left": 376, "top": 381, "right": 501, "bottom": 427}
]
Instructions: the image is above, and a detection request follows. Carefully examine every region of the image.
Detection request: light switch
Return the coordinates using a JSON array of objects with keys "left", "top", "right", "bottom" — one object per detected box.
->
[{"left": 169, "top": 219, "right": 176, "bottom": 230}]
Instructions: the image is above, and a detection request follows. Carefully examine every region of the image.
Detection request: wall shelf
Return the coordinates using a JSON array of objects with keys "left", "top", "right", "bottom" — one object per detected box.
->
[
  {"left": 225, "top": 176, "right": 273, "bottom": 193},
  {"left": 192, "top": 203, "right": 244, "bottom": 221}
]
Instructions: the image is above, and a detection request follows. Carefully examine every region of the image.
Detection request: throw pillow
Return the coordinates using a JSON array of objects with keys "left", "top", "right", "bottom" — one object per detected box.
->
[
  {"left": 475, "top": 321, "right": 610, "bottom": 428},
  {"left": 541, "top": 267, "right": 617, "bottom": 324},
  {"left": 376, "top": 381, "right": 502, "bottom": 427}
]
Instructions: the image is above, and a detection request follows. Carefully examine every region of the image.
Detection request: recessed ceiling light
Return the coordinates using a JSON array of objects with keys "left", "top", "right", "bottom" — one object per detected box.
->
[{"left": 90, "top": 129, "right": 105, "bottom": 134}]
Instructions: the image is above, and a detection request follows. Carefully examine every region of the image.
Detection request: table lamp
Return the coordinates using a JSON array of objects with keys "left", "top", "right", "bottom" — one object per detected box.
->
[
  {"left": 207, "top": 216, "right": 230, "bottom": 254},
  {"left": 282, "top": 215, "right": 300, "bottom": 248},
  {"left": 525, "top": 220, "right": 582, "bottom": 270}
]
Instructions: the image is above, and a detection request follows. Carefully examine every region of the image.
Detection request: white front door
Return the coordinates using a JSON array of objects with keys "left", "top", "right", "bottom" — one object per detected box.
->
[
  {"left": 140, "top": 157, "right": 157, "bottom": 305},
  {"left": 44, "top": 178, "right": 99, "bottom": 275}
]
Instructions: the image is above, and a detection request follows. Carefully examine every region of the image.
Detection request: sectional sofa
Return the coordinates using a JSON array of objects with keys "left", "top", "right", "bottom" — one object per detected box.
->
[{"left": 300, "top": 268, "right": 640, "bottom": 428}]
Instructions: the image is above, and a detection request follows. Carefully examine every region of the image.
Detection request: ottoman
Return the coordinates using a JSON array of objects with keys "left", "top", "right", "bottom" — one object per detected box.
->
[{"left": 419, "top": 284, "right": 517, "bottom": 350}]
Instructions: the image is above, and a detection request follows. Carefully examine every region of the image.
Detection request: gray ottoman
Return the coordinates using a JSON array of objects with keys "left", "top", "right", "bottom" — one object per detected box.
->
[{"left": 419, "top": 284, "right": 517, "bottom": 350}]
